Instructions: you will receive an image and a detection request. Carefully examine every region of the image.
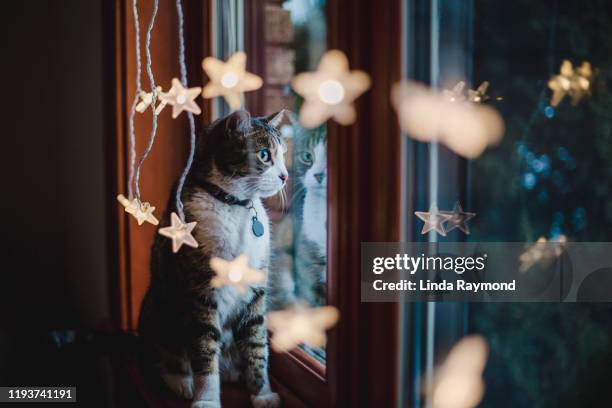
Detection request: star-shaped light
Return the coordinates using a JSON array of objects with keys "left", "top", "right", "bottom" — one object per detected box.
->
[
  {"left": 158, "top": 78, "right": 202, "bottom": 118},
  {"left": 415, "top": 204, "right": 453, "bottom": 236},
  {"left": 201, "top": 52, "right": 263, "bottom": 109},
  {"left": 116, "top": 194, "right": 159, "bottom": 226},
  {"left": 570, "top": 61, "right": 592, "bottom": 105},
  {"left": 292, "top": 49, "right": 371, "bottom": 128},
  {"left": 519, "top": 234, "right": 567, "bottom": 273},
  {"left": 548, "top": 60, "right": 592, "bottom": 107},
  {"left": 210, "top": 254, "right": 265, "bottom": 294},
  {"left": 548, "top": 60, "right": 573, "bottom": 107},
  {"left": 158, "top": 212, "right": 199, "bottom": 253},
  {"left": 126, "top": 200, "right": 159, "bottom": 226},
  {"left": 431, "top": 335, "right": 488, "bottom": 408},
  {"left": 441, "top": 202, "right": 476, "bottom": 235},
  {"left": 467, "top": 81, "right": 490, "bottom": 104},
  {"left": 391, "top": 80, "right": 504, "bottom": 159},
  {"left": 267, "top": 305, "right": 340, "bottom": 352},
  {"left": 442, "top": 81, "right": 467, "bottom": 102},
  {"left": 135, "top": 86, "right": 163, "bottom": 113}
]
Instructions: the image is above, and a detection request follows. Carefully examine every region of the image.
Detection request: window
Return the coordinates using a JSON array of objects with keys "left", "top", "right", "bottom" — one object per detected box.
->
[
  {"left": 242, "top": 1, "right": 403, "bottom": 406},
  {"left": 260, "top": 1, "right": 329, "bottom": 363},
  {"left": 472, "top": 1, "right": 612, "bottom": 406},
  {"left": 400, "top": 1, "right": 612, "bottom": 407}
]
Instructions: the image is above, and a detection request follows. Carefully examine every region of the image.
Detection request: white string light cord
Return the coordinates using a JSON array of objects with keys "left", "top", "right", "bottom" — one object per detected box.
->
[
  {"left": 127, "top": 0, "right": 143, "bottom": 199},
  {"left": 133, "top": 0, "right": 160, "bottom": 205},
  {"left": 174, "top": 0, "right": 198, "bottom": 221}
]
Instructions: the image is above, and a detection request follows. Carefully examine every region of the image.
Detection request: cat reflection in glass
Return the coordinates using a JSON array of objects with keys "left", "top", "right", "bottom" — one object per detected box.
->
[
  {"left": 138, "top": 110, "right": 286, "bottom": 408},
  {"left": 268, "top": 118, "right": 327, "bottom": 313}
]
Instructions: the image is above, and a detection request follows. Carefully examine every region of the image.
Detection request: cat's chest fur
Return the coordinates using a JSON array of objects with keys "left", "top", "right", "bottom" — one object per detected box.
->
[
  {"left": 188, "top": 190, "right": 269, "bottom": 264},
  {"left": 186, "top": 190, "right": 270, "bottom": 323}
]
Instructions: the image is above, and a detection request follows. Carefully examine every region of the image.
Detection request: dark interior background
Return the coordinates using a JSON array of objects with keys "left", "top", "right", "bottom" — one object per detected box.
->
[{"left": 0, "top": 1, "right": 115, "bottom": 404}]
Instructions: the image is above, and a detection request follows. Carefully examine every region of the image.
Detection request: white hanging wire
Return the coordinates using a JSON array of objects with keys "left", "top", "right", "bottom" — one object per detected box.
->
[
  {"left": 127, "top": 0, "right": 143, "bottom": 199},
  {"left": 174, "top": 0, "right": 198, "bottom": 221},
  {"left": 133, "top": 0, "right": 160, "bottom": 205}
]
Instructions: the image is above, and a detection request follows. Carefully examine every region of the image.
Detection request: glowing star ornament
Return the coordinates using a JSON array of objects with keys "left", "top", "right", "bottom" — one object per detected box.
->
[
  {"left": 135, "top": 87, "right": 163, "bottom": 113},
  {"left": 158, "top": 212, "right": 199, "bottom": 253},
  {"left": 571, "top": 62, "right": 592, "bottom": 104},
  {"left": 431, "top": 335, "right": 488, "bottom": 408},
  {"left": 201, "top": 52, "right": 263, "bottom": 109},
  {"left": 442, "top": 81, "right": 467, "bottom": 102},
  {"left": 267, "top": 305, "right": 340, "bottom": 353},
  {"left": 415, "top": 204, "right": 453, "bottom": 236},
  {"left": 126, "top": 200, "right": 159, "bottom": 226},
  {"left": 548, "top": 60, "right": 573, "bottom": 107},
  {"left": 210, "top": 254, "right": 265, "bottom": 294},
  {"left": 158, "top": 78, "right": 202, "bottom": 118},
  {"left": 441, "top": 202, "right": 476, "bottom": 235},
  {"left": 519, "top": 234, "right": 567, "bottom": 273},
  {"left": 116, "top": 194, "right": 159, "bottom": 226},
  {"left": 548, "top": 60, "right": 592, "bottom": 107},
  {"left": 467, "top": 81, "right": 490, "bottom": 104},
  {"left": 292, "top": 49, "right": 371, "bottom": 128},
  {"left": 391, "top": 80, "right": 504, "bottom": 159}
]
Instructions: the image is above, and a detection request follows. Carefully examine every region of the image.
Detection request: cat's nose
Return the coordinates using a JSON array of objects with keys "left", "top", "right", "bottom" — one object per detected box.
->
[
  {"left": 279, "top": 173, "right": 288, "bottom": 183},
  {"left": 314, "top": 172, "right": 325, "bottom": 184}
]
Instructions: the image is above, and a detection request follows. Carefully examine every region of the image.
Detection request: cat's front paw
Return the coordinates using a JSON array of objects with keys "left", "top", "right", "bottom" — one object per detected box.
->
[
  {"left": 250, "top": 392, "right": 281, "bottom": 408},
  {"left": 191, "top": 401, "right": 221, "bottom": 408},
  {"left": 162, "top": 373, "right": 194, "bottom": 399}
]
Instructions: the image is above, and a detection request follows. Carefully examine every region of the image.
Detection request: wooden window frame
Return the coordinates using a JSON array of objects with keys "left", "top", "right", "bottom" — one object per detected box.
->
[
  {"left": 108, "top": 0, "right": 404, "bottom": 406},
  {"left": 325, "top": 0, "right": 403, "bottom": 406}
]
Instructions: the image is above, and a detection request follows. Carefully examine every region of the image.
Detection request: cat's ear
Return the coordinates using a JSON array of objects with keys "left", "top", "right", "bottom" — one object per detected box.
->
[
  {"left": 225, "top": 110, "right": 252, "bottom": 134},
  {"left": 265, "top": 109, "right": 288, "bottom": 129}
]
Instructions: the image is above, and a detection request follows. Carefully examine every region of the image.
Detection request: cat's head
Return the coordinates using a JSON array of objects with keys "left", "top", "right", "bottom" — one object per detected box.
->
[
  {"left": 294, "top": 124, "right": 327, "bottom": 196},
  {"left": 194, "top": 110, "right": 288, "bottom": 199}
]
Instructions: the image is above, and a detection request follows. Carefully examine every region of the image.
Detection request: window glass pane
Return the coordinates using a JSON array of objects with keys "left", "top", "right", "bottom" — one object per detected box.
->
[
  {"left": 402, "top": 1, "right": 612, "bottom": 406},
  {"left": 470, "top": 1, "right": 612, "bottom": 406},
  {"left": 264, "top": 0, "right": 328, "bottom": 363},
  {"left": 212, "top": 0, "right": 244, "bottom": 117},
  {"left": 402, "top": 0, "right": 612, "bottom": 408}
]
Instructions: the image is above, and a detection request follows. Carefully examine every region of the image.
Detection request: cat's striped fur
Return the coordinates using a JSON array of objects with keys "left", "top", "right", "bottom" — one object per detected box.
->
[{"left": 138, "top": 110, "right": 287, "bottom": 408}]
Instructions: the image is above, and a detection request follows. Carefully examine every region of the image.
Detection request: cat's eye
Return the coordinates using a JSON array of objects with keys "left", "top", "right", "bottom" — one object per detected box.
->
[
  {"left": 299, "top": 151, "right": 313, "bottom": 165},
  {"left": 258, "top": 149, "right": 271, "bottom": 163}
]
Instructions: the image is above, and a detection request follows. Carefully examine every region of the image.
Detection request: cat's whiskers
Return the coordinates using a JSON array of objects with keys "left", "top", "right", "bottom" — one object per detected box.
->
[
  {"left": 227, "top": 169, "right": 240, "bottom": 180},
  {"left": 292, "top": 185, "right": 306, "bottom": 196},
  {"left": 243, "top": 177, "right": 270, "bottom": 197},
  {"left": 277, "top": 186, "right": 287, "bottom": 213},
  {"left": 289, "top": 185, "right": 307, "bottom": 205}
]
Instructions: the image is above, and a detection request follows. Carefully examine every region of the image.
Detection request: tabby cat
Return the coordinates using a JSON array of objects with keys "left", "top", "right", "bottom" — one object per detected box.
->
[{"left": 138, "top": 110, "right": 287, "bottom": 408}]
